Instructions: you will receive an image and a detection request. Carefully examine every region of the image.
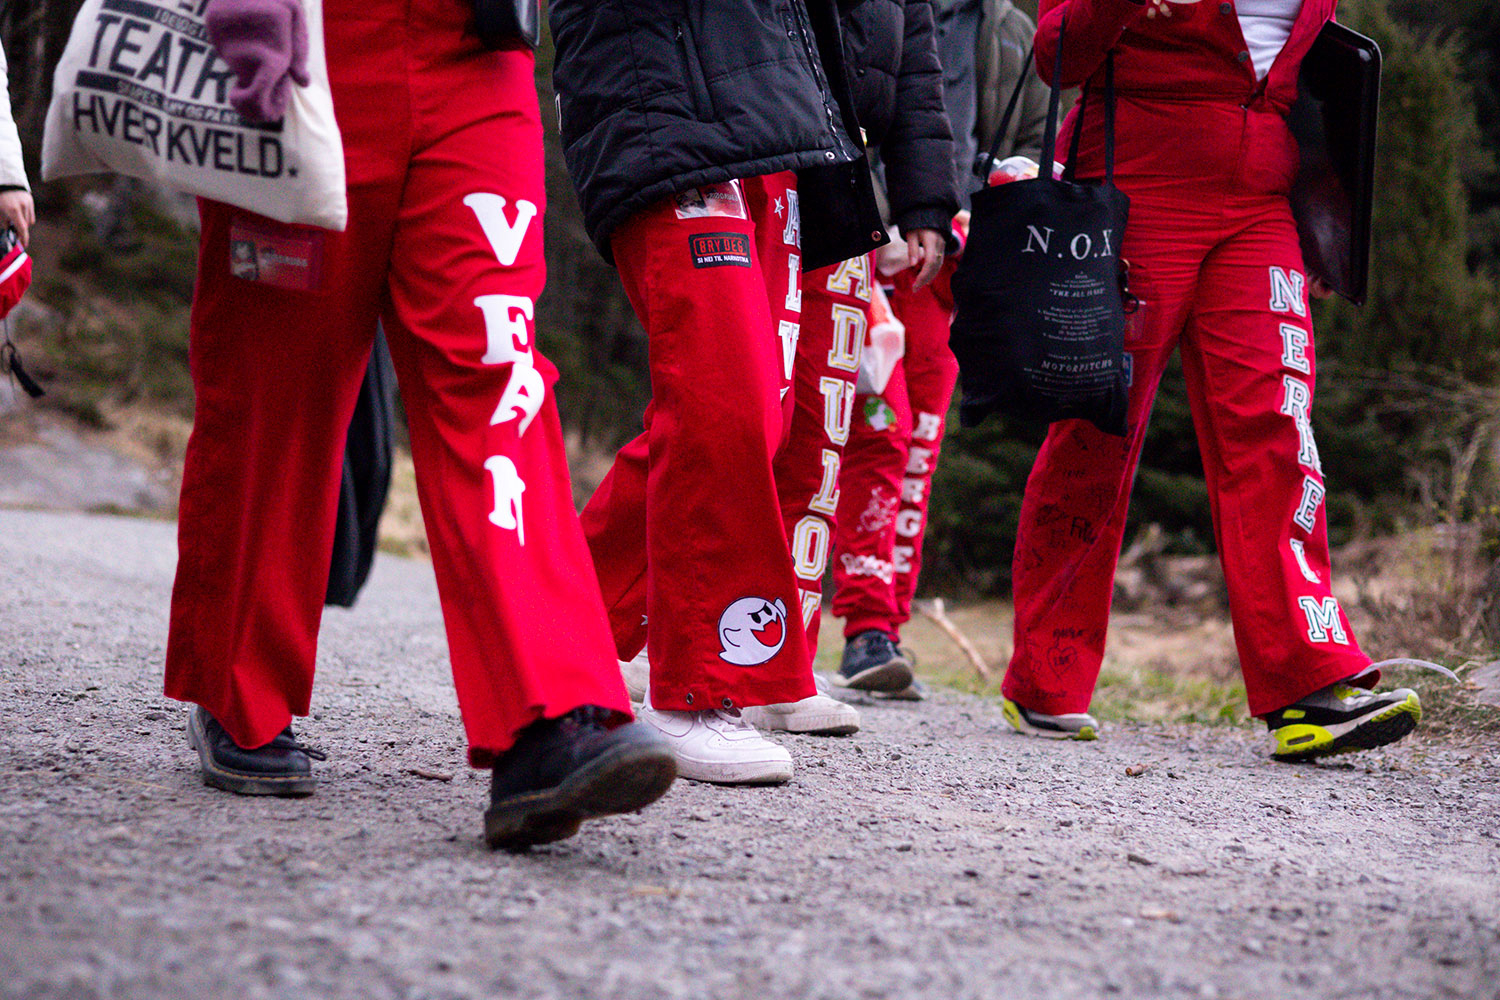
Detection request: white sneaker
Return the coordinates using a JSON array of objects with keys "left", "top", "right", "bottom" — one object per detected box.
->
[
  {"left": 742, "top": 694, "right": 860, "bottom": 735},
  {"left": 637, "top": 697, "right": 794, "bottom": 785},
  {"left": 619, "top": 649, "right": 650, "bottom": 703}
]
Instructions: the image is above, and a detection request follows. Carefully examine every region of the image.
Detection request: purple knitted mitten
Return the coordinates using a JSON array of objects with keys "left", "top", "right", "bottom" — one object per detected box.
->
[{"left": 205, "top": 0, "right": 310, "bottom": 123}]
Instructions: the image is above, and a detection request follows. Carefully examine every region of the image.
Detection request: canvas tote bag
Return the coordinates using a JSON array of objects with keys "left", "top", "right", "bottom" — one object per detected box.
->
[
  {"left": 949, "top": 18, "right": 1131, "bottom": 436},
  {"left": 41, "top": 0, "right": 347, "bottom": 230}
]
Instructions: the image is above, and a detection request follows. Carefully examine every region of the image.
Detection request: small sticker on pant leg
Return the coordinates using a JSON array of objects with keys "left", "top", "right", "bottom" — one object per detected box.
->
[
  {"left": 228, "top": 217, "right": 324, "bottom": 291},
  {"left": 688, "top": 232, "right": 752, "bottom": 268}
]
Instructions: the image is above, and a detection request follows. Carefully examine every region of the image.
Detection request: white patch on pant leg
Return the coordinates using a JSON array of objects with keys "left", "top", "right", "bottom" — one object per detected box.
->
[
  {"left": 1289, "top": 538, "right": 1321, "bottom": 584},
  {"left": 1293, "top": 475, "right": 1325, "bottom": 533},
  {"left": 824, "top": 252, "right": 870, "bottom": 301},
  {"left": 1299, "top": 595, "right": 1349, "bottom": 644},
  {"left": 838, "top": 552, "right": 894, "bottom": 585},
  {"left": 1268, "top": 266, "right": 1307, "bottom": 317},
  {"left": 800, "top": 590, "right": 821, "bottom": 630},
  {"left": 808, "top": 449, "right": 841, "bottom": 517},
  {"left": 784, "top": 252, "right": 802, "bottom": 313},
  {"left": 892, "top": 545, "right": 914, "bottom": 574},
  {"left": 819, "top": 376, "right": 855, "bottom": 447},
  {"left": 828, "top": 304, "right": 865, "bottom": 374},
  {"left": 912, "top": 411, "right": 943, "bottom": 442},
  {"left": 1279, "top": 323, "right": 1311, "bottom": 374},
  {"left": 464, "top": 193, "right": 537, "bottom": 267},
  {"left": 1279, "top": 375, "right": 1322, "bottom": 474},
  {"left": 792, "top": 515, "right": 831, "bottom": 583},
  {"left": 856, "top": 487, "right": 897, "bottom": 534},
  {"left": 484, "top": 455, "right": 527, "bottom": 544},
  {"left": 718, "top": 597, "right": 788, "bottom": 665}
]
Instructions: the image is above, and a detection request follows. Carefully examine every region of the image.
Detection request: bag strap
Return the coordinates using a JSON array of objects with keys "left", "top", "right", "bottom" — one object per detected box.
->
[
  {"left": 1037, "top": 14, "right": 1069, "bottom": 180},
  {"left": 974, "top": 16, "right": 1118, "bottom": 186},
  {"left": 1064, "top": 53, "right": 1118, "bottom": 184},
  {"left": 973, "top": 38, "right": 1038, "bottom": 181}
]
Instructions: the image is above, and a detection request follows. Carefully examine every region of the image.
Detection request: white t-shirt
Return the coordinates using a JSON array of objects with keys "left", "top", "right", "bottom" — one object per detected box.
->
[
  {"left": 0, "top": 44, "right": 27, "bottom": 189},
  {"left": 1237, "top": 0, "right": 1303, "bottom": 81}
]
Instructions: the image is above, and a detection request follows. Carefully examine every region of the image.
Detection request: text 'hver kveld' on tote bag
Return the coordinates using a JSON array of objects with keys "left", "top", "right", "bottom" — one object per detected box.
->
[
  {"left": 40, "top": 0, "right": 347, "bottom": 230},
  {"left": 949, "top": 17, "right": 1131, "bottom": 436}
]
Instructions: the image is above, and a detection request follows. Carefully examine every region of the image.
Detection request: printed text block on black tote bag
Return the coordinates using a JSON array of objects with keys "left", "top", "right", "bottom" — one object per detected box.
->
[{"left": 950, "top": 19, "right": 1130, "bottom": 437}]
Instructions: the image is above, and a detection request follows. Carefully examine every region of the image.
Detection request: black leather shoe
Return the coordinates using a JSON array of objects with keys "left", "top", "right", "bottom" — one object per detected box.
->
[
  {"left": 485, "top": 706, "right": 676, "bottom": 851},
  {"left": 836, "top": 630, "right": 913, "bottom": 692},
  {"left": 187, "top": 705, "right": 324, "bottom": 797}
]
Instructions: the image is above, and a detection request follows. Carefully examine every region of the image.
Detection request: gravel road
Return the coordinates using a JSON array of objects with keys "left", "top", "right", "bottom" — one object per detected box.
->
[{"left": 2, "top": 508, "right": 1497, "bottom": 1000}]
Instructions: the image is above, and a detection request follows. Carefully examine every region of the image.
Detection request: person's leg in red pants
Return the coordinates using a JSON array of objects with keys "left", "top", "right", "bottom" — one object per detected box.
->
[
  {"left": 1003, "top": 186, "right": 1374, "bottom": 735},
  {"left": 885, "top": 270, "right": 960, "bottom": 631},
  {"left": 774, "top": 254, "right": 872, "bottom": 650},
  {"left": 580, "top": 173, "right": 814, "bottom": 783},
  {"left": 166, "top": 10, "right": 671, "bottom": 842},
  {"left": 583, "top": 174, "right": 806, "bottom": 667},
  {"left": 831, "top": 360, "right": 909, "bottom": 641},
  {"left": 828, "top": 266, "right": 958, "bottom": 693},
  {"left": 731, "top": 253, "right": 871, "bottom": 735}
]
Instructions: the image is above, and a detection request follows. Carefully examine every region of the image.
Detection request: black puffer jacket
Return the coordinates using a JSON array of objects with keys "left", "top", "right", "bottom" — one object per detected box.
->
[
  {"left": 551, "top": 0, "right": 872, "bottom": 261},
  {"left": 840, "top": 0, "right": 957, "bottom": 235}
]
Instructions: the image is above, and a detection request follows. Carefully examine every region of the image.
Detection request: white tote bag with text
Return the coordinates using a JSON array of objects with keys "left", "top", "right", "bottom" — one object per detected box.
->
[{"left": 41, "top": 0, "right": 347, "bottom": 230}]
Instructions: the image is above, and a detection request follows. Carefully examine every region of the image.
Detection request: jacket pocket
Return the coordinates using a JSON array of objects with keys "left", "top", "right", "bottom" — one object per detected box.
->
[{"left": 675, "top": 20, "right": 716, "bottom": 120}]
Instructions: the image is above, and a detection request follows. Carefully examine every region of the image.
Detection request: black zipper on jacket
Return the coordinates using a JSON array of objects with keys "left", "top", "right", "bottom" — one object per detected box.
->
[
  {"left": 675, "top": 21, "right": 715, "bottom": 120},
  {"left": 790, "top": 0, "right": 844, "bottom": 159}
]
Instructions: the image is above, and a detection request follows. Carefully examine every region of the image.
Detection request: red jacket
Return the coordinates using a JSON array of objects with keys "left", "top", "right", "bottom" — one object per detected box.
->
[
  {"left": 1037, "top": 0, "right": 1334, "bottom": 112},
  {"left": 1035, "top": 0, "right": 1334, "bottom": 191}
]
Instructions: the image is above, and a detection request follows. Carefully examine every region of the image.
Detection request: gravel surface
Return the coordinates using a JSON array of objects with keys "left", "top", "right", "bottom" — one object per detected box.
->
[{"left": 3, "top": 508, "right": 1498, "bottom": 1000}]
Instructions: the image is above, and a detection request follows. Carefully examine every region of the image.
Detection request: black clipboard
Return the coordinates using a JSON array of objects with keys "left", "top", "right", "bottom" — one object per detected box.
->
[{"left": 1287, "top": 21, "right": 1380, "bottom": 305}]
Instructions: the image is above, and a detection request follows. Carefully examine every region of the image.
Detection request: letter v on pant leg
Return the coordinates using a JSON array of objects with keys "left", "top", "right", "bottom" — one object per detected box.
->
[{"left": 463, "top": 193, "right": 539, "bottom": 266}]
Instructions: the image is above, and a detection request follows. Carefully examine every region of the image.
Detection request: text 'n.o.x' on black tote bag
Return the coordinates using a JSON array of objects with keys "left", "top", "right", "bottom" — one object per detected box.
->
[{"left": 950, "top": 19, "right": 1131, "bottom": 437}]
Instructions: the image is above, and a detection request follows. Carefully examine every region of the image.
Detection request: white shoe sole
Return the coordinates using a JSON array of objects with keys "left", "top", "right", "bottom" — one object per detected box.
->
[
  {"left": 741, "top": 705, "right": 859, "bottom": 736},
  {"left": 671, "top": 753, "right": 794, "bottom": 785}
]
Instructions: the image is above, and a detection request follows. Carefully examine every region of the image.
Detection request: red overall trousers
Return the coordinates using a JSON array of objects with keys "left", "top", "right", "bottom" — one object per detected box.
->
[
  {"left": 830, "top": 265, "right": 959, "bottom": 642},
  {"left": 164, "top": 0, "right": 628, "bottom": 766},
  {"left": 1004, "top": 0, "right": 1371, "bottom": 718},
  {"left": 581, "top": 173, "right": 816, "bottom": 712}
]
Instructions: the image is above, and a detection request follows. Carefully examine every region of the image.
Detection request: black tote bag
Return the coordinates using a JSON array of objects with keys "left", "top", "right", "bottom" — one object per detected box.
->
[{"left": 949, "top": 20, "right": 1131, "bottom": 436}]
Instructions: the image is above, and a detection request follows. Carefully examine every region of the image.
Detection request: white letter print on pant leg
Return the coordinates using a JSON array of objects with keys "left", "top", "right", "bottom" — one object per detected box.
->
[
  {"left": 468, "top": 193, "right": 542, "bottom": 543},
  {"left": 484, "top": 456, "right": 527, "bottom": 545}
]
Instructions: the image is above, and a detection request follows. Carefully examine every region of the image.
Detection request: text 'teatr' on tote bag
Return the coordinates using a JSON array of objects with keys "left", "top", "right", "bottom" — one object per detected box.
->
[
  {"left": 41, "top": 0, "right": 348, "bottom": 231},
  {"left": 949, "top": 17, "right": 1131, "bottom": 437}
]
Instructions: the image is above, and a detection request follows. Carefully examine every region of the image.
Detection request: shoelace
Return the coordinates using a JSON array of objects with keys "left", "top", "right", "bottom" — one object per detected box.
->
[
  {"left": 1367, "top": 657, "right": 1463, "bottom": 683},
  {"left": 708, "top": 707, "right": 753, "bottom": 732},
  {"left": 272, "top": 732, "right": 328, "bottom": 761}
]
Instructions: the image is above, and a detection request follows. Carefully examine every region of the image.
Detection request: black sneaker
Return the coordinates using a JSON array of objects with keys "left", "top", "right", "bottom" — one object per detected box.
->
[
  {"left": 873, "top": 644, "right": 928, "bottom": 700},
  {"left": 187, "top": 705, "right": 324, "bottom": 797},
  {"left": 835, "top": 630, "right": 913, "bottom": 693},
  {"left": 1264, "top": 681, "right": 1421, "bottom": 762},
  {"left": 485, "top": 706, "right": 677, "bottom": 851}
]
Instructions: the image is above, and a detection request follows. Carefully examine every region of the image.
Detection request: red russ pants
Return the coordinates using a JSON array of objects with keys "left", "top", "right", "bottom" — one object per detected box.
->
[
  {"left": 1003, "top": 103, "right": 1372, "bottom": 718},
  {"left": 831, "top": 266, "right": 959, "bottom": 642},
  {"left": 581, "top": 174, "right": 816, "bottom": 712},
  {"left": 773, "top": 254, "right": 873, "bottom": 651},
  {"left": 164, "top": 0, "right": 629, "bottom": 765}
]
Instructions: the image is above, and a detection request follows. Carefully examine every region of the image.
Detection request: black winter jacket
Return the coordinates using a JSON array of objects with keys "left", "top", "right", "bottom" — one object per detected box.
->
[
  {"left": 550, "top": 0, "right": 876, "bottom": 262},
  {"left": 840, "top": 0, "right": 957, "bottom": 236}
]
